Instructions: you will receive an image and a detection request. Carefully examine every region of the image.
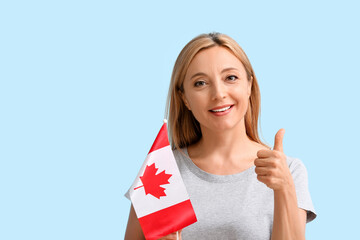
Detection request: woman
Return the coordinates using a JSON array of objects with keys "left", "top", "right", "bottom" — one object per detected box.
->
[{"left": 125, "top": 32, "right": 316, "bottom": 239}]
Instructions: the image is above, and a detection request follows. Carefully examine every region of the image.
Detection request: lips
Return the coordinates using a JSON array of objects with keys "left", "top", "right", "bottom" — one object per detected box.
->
[{"left": 209, "top": 104, "right": 234, "bottom": 112}]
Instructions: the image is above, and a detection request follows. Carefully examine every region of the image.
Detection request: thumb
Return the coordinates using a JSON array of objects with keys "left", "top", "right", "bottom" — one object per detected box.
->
[
  {"left": 273, "top": 128, "right": 285, "bottom": 152},
  {"left": 177, "top": 229, "right": 183, "bottom": 240}
]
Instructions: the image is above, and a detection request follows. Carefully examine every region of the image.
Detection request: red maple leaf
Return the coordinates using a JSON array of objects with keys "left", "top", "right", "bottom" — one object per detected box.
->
[{"left": 134, "top": 163, "right": 172, "bottom": 199}]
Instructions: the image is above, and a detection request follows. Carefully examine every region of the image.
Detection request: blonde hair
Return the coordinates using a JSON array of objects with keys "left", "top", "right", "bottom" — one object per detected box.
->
[{"left": 165, "top": 32, "right": 266, "bottom": 150}]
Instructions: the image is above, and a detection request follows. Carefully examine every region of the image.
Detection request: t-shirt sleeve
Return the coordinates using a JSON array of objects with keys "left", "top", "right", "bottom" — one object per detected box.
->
[
  {"left": 288, "top": 157, "right": 317, "bottom": 223},
  {"left": 124, "top": 188, "right": 130, "bottom": 200}
]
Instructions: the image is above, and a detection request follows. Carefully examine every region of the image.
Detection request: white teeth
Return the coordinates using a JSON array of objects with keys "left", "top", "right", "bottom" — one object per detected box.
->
[{"left": 211, "top": 106, "right": 231, "bottom": 112}]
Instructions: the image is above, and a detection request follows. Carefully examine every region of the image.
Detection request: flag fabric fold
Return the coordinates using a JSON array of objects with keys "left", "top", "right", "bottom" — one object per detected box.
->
[{"left": 126, "top": 121, "right": 197, "bottom": 240}]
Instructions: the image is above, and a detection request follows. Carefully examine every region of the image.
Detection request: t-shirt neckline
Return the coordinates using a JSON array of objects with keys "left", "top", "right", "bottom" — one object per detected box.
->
[{"left": 180, "top": 147, "right": 256, "bottom": 183}]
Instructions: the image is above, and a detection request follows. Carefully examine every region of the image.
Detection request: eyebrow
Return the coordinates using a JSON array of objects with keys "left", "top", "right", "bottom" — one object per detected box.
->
[{"left": 190, "top": 67, "right": 239, "bottom": 80}]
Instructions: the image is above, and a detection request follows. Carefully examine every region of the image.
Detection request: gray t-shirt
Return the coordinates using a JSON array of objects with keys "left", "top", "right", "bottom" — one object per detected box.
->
[
  {"left": 173, "top": 147, "right": 316, "bottom": 240},
  {"left": 125, "top": 147, "right": 317, "bottom": 239}
]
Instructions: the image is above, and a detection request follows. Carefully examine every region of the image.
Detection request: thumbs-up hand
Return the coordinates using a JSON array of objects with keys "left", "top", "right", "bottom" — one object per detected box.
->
[{"left": 254, "top": 129, "right": 294, "bottom": 191}]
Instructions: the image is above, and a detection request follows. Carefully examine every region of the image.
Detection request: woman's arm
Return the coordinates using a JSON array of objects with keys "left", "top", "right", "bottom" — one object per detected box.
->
[
  {"left": 125, "top": 204, "right": 145, "bottom": 240},
  {"left": 271, "top": 184, "right": 307, "bottom": 240},
  {"left": 255, "top": 129, "right": 307, "bottom": 240}
]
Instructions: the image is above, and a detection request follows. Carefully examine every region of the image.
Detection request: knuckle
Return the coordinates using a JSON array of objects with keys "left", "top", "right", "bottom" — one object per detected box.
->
[
  {"left": 276, "top": 157, "right": 283, "bottom": 164},
  {"left": 268, "top": 178, "right": 275, "bottom": 185},
  {"left": 269, "top": 160, "right": 277, "bottom": 168},
  {"left": 273, "top": 151, "right": 282, "bottom": 158},
  {"left": 273, "top": 161, "right": 280, "bottom": 169}
]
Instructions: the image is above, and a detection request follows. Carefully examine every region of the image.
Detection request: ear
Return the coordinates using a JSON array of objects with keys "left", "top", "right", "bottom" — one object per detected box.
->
[
  {"left": 179, "top": 90, "right": 191, "bottom": 110},
  {"left": 247, "top": 76, "right": 253, "bottom": 98}
]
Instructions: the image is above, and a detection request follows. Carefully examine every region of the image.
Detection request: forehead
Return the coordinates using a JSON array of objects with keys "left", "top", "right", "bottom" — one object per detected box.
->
[{"left": 186, "top": 46, "right": 245, "bottom": 77}]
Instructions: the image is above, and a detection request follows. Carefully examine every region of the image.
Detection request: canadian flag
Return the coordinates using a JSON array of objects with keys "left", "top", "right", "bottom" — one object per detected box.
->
[{"left": 126, "top": 120, "right": 197, "bottom": 240}]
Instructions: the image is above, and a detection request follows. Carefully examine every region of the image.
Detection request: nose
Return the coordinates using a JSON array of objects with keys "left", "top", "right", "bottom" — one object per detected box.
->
[{"left": 211, "top": 80, "right": 227, "bottom": 101}]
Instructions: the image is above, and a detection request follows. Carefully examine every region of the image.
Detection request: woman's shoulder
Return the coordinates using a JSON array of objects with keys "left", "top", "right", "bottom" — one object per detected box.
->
[
  {"left": 172, "top": 146, "right": 186, "bottom": 157},
  {"left": 171, "top": 147, "right": 188, "bottom": 164},
  {"left": 285, "top": 155, "right": 308, "bottom": 176}
]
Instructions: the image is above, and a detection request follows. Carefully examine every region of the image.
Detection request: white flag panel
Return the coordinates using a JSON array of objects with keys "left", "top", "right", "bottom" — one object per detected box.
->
[{"left": 129, "top": 146, "right": 190, "bottom": 218}]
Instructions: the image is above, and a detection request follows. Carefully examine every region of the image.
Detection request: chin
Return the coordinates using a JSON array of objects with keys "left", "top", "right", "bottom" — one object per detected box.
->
[{"left": 205, "top": 119, "right": 242, "bottom": 133}]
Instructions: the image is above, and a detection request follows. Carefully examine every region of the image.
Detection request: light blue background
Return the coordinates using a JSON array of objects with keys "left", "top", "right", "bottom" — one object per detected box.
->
[{"left": 1, "top": 0, "right": 359, "bottom": 239}]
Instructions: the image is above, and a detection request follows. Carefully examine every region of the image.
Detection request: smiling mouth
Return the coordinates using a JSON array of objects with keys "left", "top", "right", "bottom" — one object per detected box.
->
[{"left": 209, "top": 105, "right": 233, "bottom": 113}]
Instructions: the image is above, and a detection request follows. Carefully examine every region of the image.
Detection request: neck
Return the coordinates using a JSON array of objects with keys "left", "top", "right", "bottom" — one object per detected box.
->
[{"left": 192, "top": 119, "right": 255, "bottom": 160}]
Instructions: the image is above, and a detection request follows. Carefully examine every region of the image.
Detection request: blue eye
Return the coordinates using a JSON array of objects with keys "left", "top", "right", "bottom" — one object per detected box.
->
[
  {"left": 227, "top": 75, "right": 238, "bottom": 81},
  {"left": 194, "top": 80, "right": 206, "bottom": 87}
]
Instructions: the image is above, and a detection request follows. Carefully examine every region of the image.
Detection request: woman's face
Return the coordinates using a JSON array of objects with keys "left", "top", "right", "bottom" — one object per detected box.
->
[{"left": 181, "top": 46, "right": 252, "bottom": 132}]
